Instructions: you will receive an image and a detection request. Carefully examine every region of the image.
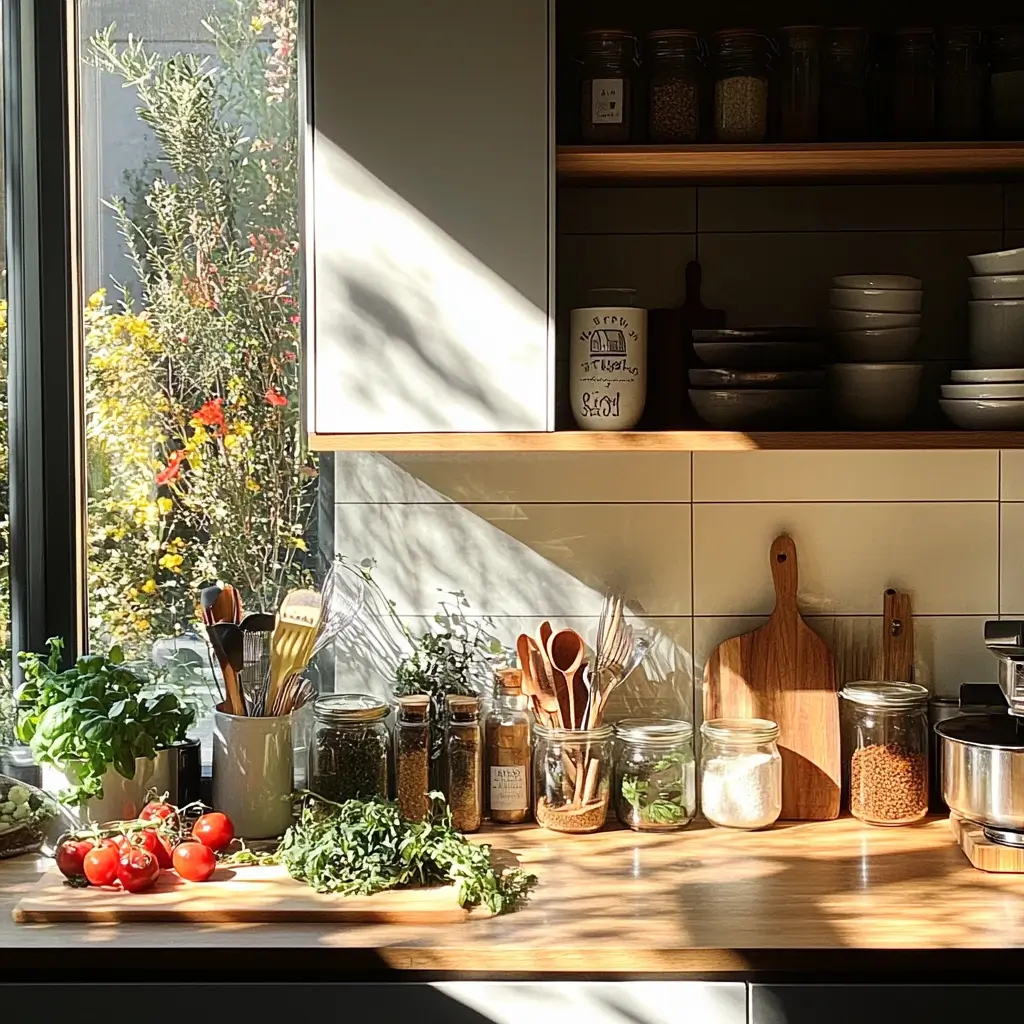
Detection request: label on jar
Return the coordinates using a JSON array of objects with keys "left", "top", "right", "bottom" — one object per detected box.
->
[
  {"left": 489, "top": 765, "right": 528, "bottom": 811},
  {"left": 591, "top": 78, "right": 624, "bottom": 124}
]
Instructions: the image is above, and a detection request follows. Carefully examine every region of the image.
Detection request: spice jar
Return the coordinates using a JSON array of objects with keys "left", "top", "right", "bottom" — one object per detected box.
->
[
  {"left": 309, "top": 693, "right": 389, "bottom": 803},
  {"left": 533, "top": 723, "right": 613, "bottom": 834},
  {"left": 938, "top": 28, "right": 985, "bottom": 140},
  {"left": 700, "top": 718, "right": 782, "bottom": 830},
  {"left": 615, "top": 718, "right": 695, "bottom": 832},
  {"left": 841, "top": 681, "right": 929, "bottom": 826},
  {"left": 485, "top": 669, "right": 531, "bottom": 824},
  {"left": 580, "top": 30, "right": 634, "bottom": 143},
  {"left": 712, "top": 30, "right": 771, "bottom": 143},
  {"left": 647, "top": 29, "right": 703, "bottom": 143},
  {"left": 988, "top": 27, "right": 1024, "bottom": 140},
  {"left": 822, "top": 27, "right": 870, "bottom": 140},
  {"left": 446, "top": 695, "right": 482, "bottom": 833},
  {"left": 888, "top": 29, "right": 936, "bottom": 140},
  {"left": 394, "top": 695, "right": 430, "bottom": 820},
  {"left": 777, "top": 26, "right": 822, "bottom": 142}
]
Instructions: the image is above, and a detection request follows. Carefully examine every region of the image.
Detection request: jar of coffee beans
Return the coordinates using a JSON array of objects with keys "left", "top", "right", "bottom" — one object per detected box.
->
[
  {"left": 579, "top": 29, "right": 635, "bottom": 143},
  {"left": 841, "top": 682, "right": 929, "bottom": 826},
  {"left": 647, "top": 29, "right": 704, "bottom": 144},
  {"left": 309, "top": 693, "right": 389, "bottom": 803},
  {"left": 712, "top": 29, "right": 772, "bottom": 143}
]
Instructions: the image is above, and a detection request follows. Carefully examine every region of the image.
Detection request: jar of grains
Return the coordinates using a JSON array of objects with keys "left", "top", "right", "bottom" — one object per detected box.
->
[
  {"left": 937, "top": 28, "right": 985, "bottom": 140},
  {"left": 821, "top": 27, "right": 870, "bottom": 140},
  {"left": 615, "top": 718, "right": 696, "bottom": 831},
  {"left": 446, "top": 695, "right": 483, "bottom": 833},
  {"left": 485, "top": 668, "right": 532, "bottom": 824},
  {"left": 647, "top": 29, "right": 704, "bottom": 143},
  {"left": 888, "top": 29, "right": 936, "bottom": 140},
  {"left": 777, "top": 26, "right": 823, "bottom": 142},
  {"left": 841, "top": 682, "right": 929, "bottom": 826},
  {"left": 711, "top": 29, "right": 771, "bottom": 143},
  {"left": 988, "top": 27, "right": 1024, "bottom": 140},
  {"left": 580, "top": 29, "right": 635, "bottom": 143},
  {"left": 533, "top": 723, "right": 613, "bottom": 834},
  {"left": 700, "top": 718, "right": 782, "bottom": 830},
  {"left": 394, "top": 695, "right": 431, "bottom": 820},
  {"left": 309, "top": 694, "right": 389, "bottom": 803}
]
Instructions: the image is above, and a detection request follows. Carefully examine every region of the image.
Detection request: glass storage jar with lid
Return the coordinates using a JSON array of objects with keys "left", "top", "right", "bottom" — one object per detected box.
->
[
  {"left": 579, "top": 29, "right": 635, "bottom": 143},
  {"left": 841, "top": 681, "right": 929, "bottom": 826},
  {"left": 615, "top": 718, "right": 696, "bottom": 831},
  {"left": 777, "top": 25, "right": 823, "bottom": 142},
  {"left": 822, "top": 27, "right": 870, "bottom": 140},
  {"left": 888, "top": 29, "right": 936, "bottom": 140},
  {"left": 647, "top": 29, "right": 703, "bottom": 143},
  {"left": 711, "top": 29, "right": 771, "bottom": 142},
  {"left": 989, "top": 27, "right": 1024, "bottom": 140},
  {"left": 700, "top": 718, "right": 782, "bottom": 830},
  {"left": 446, "top": 695, "right": 483, "bottom": 833},
  {"left": 937, "top": 27, "right": 985, "bottom": 140},
  {"left": 533, "top": 723, "right": 613, "bottom": 833},
  {"left": 309, "top": 693, "right": 389, "bottom": 803},
  {"left": 394, "top": 695, "right": 430, "bottom": 820}
]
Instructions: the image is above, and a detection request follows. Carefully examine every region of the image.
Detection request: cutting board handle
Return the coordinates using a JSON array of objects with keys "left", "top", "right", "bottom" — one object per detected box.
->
[{"left": 770, "top": 534, "right": 799, "bottom": 613}]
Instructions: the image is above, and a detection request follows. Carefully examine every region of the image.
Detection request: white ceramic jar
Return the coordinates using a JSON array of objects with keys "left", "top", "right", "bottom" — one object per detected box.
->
[{"left": 570, "top": 296, "right": 647, "bottom": 430}]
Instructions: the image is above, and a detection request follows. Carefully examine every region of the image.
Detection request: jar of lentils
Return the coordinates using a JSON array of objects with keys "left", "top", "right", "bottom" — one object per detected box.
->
[
  {"left": 579, "top": 29, "right": 635, "bottom": 143},
  {"left": 309, "top": 694, "right": 389, "bottom": 803},
  {"left": 712, "top": 30, "right": 771, "bottom": 143},
  {"left": 700, "top": 718, "right": 782, "bottom": 830},
  {"left": 615, "top": 718, "right": 696, "bottom": 831},
  {"left": 647, "top": 29, "right": 703, "bottom": 143},
  {"left": 841, "top": 682, "right": 929, "bottom": 826}
]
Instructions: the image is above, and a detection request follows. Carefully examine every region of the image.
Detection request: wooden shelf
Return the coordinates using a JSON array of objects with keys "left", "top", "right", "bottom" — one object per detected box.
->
[
  {"left": 309, "top": 430, "right": 1024, "bottom": 452},
  {"left": 557, "top": 142, "right": 1024, "bottom": 183}
]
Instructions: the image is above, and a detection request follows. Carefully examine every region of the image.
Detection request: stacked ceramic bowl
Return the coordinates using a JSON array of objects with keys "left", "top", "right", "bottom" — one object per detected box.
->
[
  {"left": 828, "top": 275, "right": 923, "bottom": 428},
  {"left": 688, "top": 328, "right": 825, "bottom": 429}
]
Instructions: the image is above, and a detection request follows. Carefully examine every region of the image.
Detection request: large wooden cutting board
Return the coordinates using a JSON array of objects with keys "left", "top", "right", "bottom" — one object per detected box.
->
[
  {"left": 703, "top": 534, "right": 840, "bottom": 820},
  {"left": 13, "top": 864, "right": 493, "bottom": 924}
]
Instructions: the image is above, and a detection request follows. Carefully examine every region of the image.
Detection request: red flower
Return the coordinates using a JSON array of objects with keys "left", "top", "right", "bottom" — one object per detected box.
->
[
  {"left": 282, "top": 350, "right": 297, "bottom": 362},
  {"left": 289, "top": 315, "right": 301, "bottom": 325},
  {"left": 194, "top": 397, "right": 225, "bottom": 431},
  {"left": 265, "top": 388, "right": 288, "bottom": 408},
  {"left": 155, "top": 450, "right": 186, "bottom": 486}
]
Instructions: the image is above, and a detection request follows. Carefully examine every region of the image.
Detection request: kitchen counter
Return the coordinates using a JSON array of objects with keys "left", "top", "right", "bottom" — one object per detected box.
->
[{"left": 3, "top": 816, "right": 1024, "bottom": 980}]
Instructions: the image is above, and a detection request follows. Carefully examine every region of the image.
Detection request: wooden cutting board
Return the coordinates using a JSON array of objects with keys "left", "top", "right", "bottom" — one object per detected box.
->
[
  {"left": 13, "top": 864, "right": 493, "bottom": 924},
  {"left": 703, "top": 534, "right": 841, "bottom": 820},
  {"left": 882, "top": 588, "right": 914, "bottom": 682}
]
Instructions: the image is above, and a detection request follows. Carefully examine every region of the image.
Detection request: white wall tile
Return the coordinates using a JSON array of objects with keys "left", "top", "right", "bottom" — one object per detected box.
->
[
  {"left": 1002, "top": 451, "right": 1024, "bottom": 501},
  {"left": 334, "top": 502, "right": 692, "bottom": 617},
  {"left": 692, "top": 502, "right": 997, "bottom": 615},
  {"left": 693, "top": 451, "right": 997, "bottom": 503},
  {"left": 559, "top": 187, "right": 696, "bottom": 234},
  {"left": 1001, "top": 502, "right": 1024, "bottom": 614}
]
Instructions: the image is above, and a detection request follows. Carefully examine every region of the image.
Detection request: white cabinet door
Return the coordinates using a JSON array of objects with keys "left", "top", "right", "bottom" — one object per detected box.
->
[{"left": 308, "top": 0, "right": 552, "bottom": 435}]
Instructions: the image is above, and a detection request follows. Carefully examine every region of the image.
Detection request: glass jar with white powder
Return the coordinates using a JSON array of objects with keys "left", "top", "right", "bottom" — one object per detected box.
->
[{"left": 700, "top": 718, "right": 782, "bottom": 830}]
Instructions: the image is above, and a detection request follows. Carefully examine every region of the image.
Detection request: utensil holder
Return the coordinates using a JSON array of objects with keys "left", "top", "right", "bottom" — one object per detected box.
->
[
  {"left": 212, "top": 705, "right": 294, "bottom": 839},
  {"left": 532, "top": 723, "right": 613, "bottom": 833}
]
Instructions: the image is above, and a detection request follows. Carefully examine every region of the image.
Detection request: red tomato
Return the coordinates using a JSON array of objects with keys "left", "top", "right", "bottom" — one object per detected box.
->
[
  {"left": 139, "top": 801, "right": 178, "bottom": 828},
  {"left": 83, "top": 845, "right": 119, "bottom": 887},
  {"left": 134, "top": 828, "right": 174, "bottom": 869},
  {"left": 117, "top": 847, "right": 159, "bottom": 893},
  {"left": 172, "top": 841, "right": 216, "bottom": 882},
  {"left": 55, "top": 839, "right": 95, "bottom": 879},
  {"left": 192, "top": 812, "right": 234, "bottom": 852}
]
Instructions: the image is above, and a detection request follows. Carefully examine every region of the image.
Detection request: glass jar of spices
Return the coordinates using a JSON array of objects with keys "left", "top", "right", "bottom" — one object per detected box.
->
[
  {"left": 533, "top": 723, "right": 613, "bottom": 833},
  {"left": 394, "top": 695, "right": 431, "bottom": 820},
  {"left": 615, "top": 718, "right": 695, "bottom": 832},
  {"left": 822, "top": 27, "right": 870, "bottom": 141},
  {"left": 309, "top": 693, "right": 389, "bottom": 803},
  {"left": 841, "top": 682, "right": 929, "bottom": 826},
  {"left": 485, "top": 668, "right": 531, "bottom": 824},
  {"left": 988, "top": 27, "right": 1024, "bottom": 140},
  {"left": 712, "top": 30, "right": 771, "bottom": 143},
  {"left": 938, "top": 28, "right": 985, "bottom": 140},
  {"left": 580, "top": 29, "right": 634, "bottom": 143},
  {"left": 647, "top": 29, "right": 703, "bottom": 144},
  {"left": 888, "top": 29, "right": 936, "bottom": 140},
  {"left": 700, "top": 718, "right": 782, "bottom": 830},
  {"left": 446, "top": 695, "right": 482, "bottom": 833},
  {"left": 777, "top": 26, "right": 822, "bottom": 142}
]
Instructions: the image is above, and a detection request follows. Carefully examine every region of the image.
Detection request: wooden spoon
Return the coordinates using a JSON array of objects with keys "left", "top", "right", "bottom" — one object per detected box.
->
[
  {"left": 547, "top": 628, "right": 586, "bottom": 731},
  {"left": 206, "top": 623, "right": 246, "bottom": 716},
  {"left": 210, "top": 585, "right": 241, "bottom": 626}
]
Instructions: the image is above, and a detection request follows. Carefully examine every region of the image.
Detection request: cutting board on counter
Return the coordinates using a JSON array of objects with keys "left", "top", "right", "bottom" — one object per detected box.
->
[
  {"left": 703, "top": 534, "right": 841, "bottom": 820},
  {"left": 13, "top": 864, "right": 493, "bottom": 924}
]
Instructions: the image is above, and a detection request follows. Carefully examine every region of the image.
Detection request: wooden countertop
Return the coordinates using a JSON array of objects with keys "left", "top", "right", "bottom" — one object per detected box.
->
[{"left": 4, "top": 817, "right": 1024, "bottom": 978}]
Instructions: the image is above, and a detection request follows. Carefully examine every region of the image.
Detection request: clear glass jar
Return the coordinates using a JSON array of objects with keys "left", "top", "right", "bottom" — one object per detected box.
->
[
  {"left": 446, "top": 695, "right": 482, "bottom": 833},
  {"left": 533, "top": 723, "right": 613, "bottom": 833},
  {"left": 938, "top": 28, "right": 985, "bottom": 140},
  {"left": 308, "top": 693, "right": 389, "bottom": 803},
  {"left": 841, "top": 681, "right": 929, "bottom": 826},
  {"left": 647, "top": 29, "right": 703, "bottom": 143},
  {"left": 712, "top": 30, "right": 771, "bottom": 142},
  {"left": 778, "top": 26, "right": 823, "bottom": 142},
  {"left": 580, "top": 29, "right": 634, "bottom": 143},
  {"left": 700, "top": 718, "right": 782, "bottom": 830},
  {"left": 822, "top": 27, "right": 870, "bottom": 140},
  {"left": 888, "top": 29, "right": 936, "bottom": 140},
  {"left": 615, "top": 718, "right": 696, "bottom": 832},
  {"left": 989, "top": 27, "right": 1024, "bottom": 140},
  {"left": 485, "top": 669, "right": 531, "bottom": 824},
  {"left": 394, "top": 695, "right": 430, "bottom": 821}
]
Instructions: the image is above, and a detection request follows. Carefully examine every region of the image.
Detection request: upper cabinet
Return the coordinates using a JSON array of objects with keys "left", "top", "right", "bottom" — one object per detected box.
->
[{"left": 307, "top": 0, "right": 553, "bottom": 438}]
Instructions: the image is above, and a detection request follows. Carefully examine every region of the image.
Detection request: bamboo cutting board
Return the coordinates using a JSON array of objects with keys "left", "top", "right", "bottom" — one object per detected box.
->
[
  {"left": 13, "top": 864, "right": 493, "bottom": 924},
  {"left": 703, "top": 534, "right": 841, "bottom": 820}
]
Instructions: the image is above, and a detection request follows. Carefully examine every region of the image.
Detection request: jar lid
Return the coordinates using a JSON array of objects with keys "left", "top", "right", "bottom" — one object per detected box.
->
[
  {"left": 396, "top": 694, "right": 430, "bottom": 721},
  {"left": 649, "top": 28, "right": 699, "bottom": 40},
  {"left": 583, "top": 28, "right": 631, "bottom": 39},
  {"left": 841, "top": 681, "right": 929, "bottom": 708},
  {"left": 314, "top": 693, "right": 389, "bottom": 724},
  {"left": 447, "top": 694, "right": 479, "bottom": 719},
  {"left": 534, "top": 722, "right": 614, "bottom": 741},
  {"left": 495, "top": 667, "right": 523, "bottom": 692},
  {"left": 616, "top": 717, "right": 693, "bottom": 743},
  {"left": 701, "top": 717, "right": 779, "bottom": 743}
]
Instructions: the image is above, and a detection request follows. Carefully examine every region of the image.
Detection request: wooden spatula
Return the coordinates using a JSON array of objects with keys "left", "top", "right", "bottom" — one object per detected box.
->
[
  {"left": 206, "top": 622, "right": 246, "bottom": 717},
  {"left": 267, "top": 589, "right": 321, "bottom": 714}
]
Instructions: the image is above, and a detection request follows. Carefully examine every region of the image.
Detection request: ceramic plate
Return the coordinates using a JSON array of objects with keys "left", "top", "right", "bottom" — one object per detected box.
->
[
  {"left": 951, "top": 368, "right": 1024, "bottom": 383},
  {"left": 688, "top": 368, "right": 825, "bottom": 389},
  {"left": 942, "top": 383, "right": 1024, "bottom": 400},
  {"left": 692, "top": 341, "right": 824, "bottom": 370},
  {"left": 940, "top": 398, "right": 1024, "bottom": 430}
]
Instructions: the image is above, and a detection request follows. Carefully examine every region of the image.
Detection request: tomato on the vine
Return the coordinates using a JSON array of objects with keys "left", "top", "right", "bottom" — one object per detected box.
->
[
  {"left": 55, "top": 839, "right": 95, "bottom": 879},
  {"left": 192, "top": 812, "right": 234, "bottom": 852},
  {"left": 83, "top": 845, "right": 119, "bottom": 887},
  {"left": 117, "top": 847, "right": 160, "bottom": 893},
  {"left": 135, "top": 827, "right": 174, "bottom": 869},
  {"left": 172, "top": 841, "right": 216, "bottom": 882},
  {"left": 139, "top": 801, "right": 178, "bottom": 828}
]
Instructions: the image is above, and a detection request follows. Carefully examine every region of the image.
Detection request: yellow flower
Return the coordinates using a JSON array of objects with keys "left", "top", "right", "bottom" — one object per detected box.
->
[
  {"left": 141, "top": 579, "right": 158, "bottom": 595},
  {"left": 87, "top": 288, "right": 106, "bottom": 310},
  {"left": 251, "top": 15, "right": 264, "bottom": 33},
  {"left": 158, "top": 552, "right": 183, "bottom": 570},
  {"left": 157, "top": 497, "right": 173, "bottom": 515},
  {"left": 135, "top": 619, "right": 151, "bottom": 632},
  {"left": 127, "top": 587, "right": 139, "bottom": 599},
  {"left": 223, "top": 433, "right": 240, "bottom": 452},
  {"left": 245, "top": 478, "right": 261, "bottom": 493}
]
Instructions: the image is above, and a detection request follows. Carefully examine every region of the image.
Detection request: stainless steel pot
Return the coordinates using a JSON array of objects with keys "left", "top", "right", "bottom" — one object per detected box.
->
[{"left": 935, "top": 714, "right": 1024, "bottom": 829}]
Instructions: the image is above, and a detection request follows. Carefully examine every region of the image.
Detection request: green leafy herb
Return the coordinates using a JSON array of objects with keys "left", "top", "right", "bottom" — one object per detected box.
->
[
  {"left": 15, "top": 637, "right": 195, "bottom": 804},
  {"left": 621, "top": 751, "right": 689, "bottom": 825},
  {"left": 277, "top": 792, "right": 535, "bottom": 914}
]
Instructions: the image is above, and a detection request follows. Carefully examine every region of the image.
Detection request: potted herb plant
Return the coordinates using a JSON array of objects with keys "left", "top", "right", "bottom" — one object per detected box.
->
[{"left": 15, "top": 638, "right": 195, "bottom": 821}]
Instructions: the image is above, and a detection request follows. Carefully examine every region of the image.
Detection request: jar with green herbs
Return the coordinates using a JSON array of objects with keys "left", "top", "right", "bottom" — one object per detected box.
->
[
  {"left": 647, "top": 29, "right": 703, "bottom": 143},
  {"left": 446, "top": 695, "right": 482, "bottom": 833},
  {"left": 580, "top": 29, "right": 635, "bottom": 143},
  {"left": 394, "top": 695, "right": 430, "bottom": 820},
  {"left": 712, "top": 29, "right": 771, "bottom": 143},
  {"left": 308, "top": 694, "right": 389, "bottom": 803},
  {"left": 615, "top": 719, "right": 695, "bottom": 832}
]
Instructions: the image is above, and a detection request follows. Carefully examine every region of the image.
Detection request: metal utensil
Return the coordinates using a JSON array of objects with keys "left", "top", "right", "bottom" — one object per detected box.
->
[
  {"left": 239, "top": 613, "right": 274, "bottom": 715},
  {"left": 312, "top": 560, "right": 365, "bottom": 657}
]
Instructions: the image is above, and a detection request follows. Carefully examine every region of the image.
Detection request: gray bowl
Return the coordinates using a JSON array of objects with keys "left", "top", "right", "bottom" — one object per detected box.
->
[
  {"left": 692, "top": 341, "right": 824, "bottom": 370},
  {"left": 968, "top": 247, "right": 1024, "bottom": 276},
  {"left": 688, "top": 388, "right": 823, "bottom": 429},
  {"left": 940, "top": 398, "right": 1024, "bottom": 430},
  {"left": 688, "top": 368, "right": 825, "bottom": 389}
]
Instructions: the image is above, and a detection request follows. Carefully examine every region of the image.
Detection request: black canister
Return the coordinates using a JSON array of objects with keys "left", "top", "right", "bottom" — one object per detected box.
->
[
  {"left": 928, "top": 697, "right": 960, "bottom": 812},
  {"left": 169, "top": 737, "right": 202, "bottom": 807}
]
